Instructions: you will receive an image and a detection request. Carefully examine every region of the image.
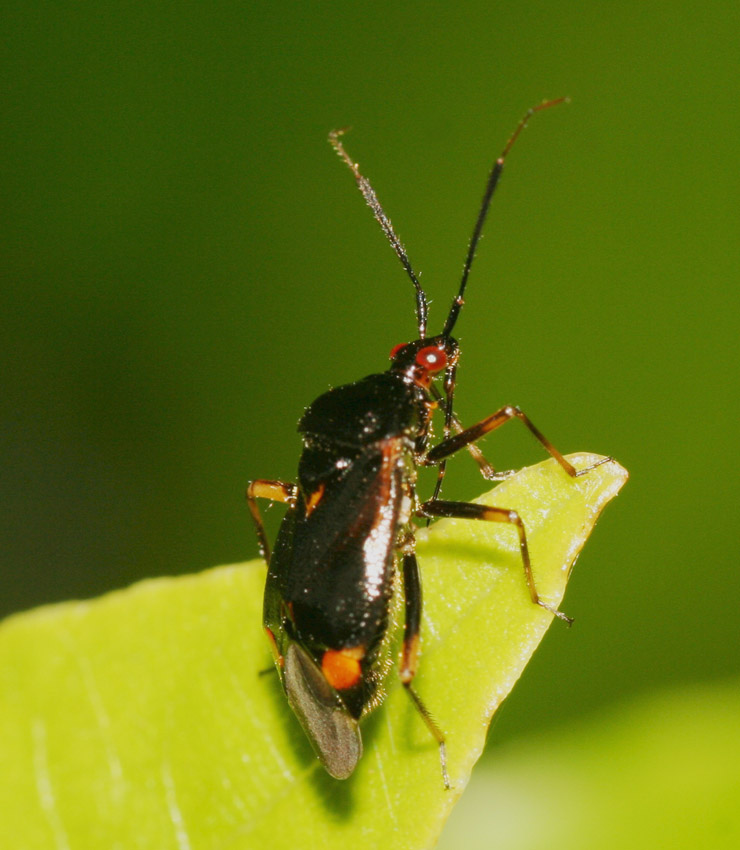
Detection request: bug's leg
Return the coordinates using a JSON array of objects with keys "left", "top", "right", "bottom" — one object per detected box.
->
[
  {"left": 246, "top": 479, "right": 297, "bottom": 565},
  {"left": 420, "top": 499, "right": 573, "bottom": 625},
  {"left": 426, "top": 405, "right": 613, "bottom": 478},
  {"left": 399, "top": 550, "right": 450, "bottom": 789}
]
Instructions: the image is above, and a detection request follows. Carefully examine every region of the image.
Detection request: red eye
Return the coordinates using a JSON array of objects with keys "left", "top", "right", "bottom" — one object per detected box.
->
[
  {"left": 389, "top": 342, "right": 407, "bottom": 360},
  {"left": 415, "top": 346, "right": 448, "bottom": 372}
]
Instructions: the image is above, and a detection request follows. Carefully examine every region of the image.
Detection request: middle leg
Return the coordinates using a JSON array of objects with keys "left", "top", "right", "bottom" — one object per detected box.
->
[
  {"left": 400, "top": 550, "right": 450, "bottom": 789},
  {"left": 420, "top": 498, "right": 573, "bottom": 624}
]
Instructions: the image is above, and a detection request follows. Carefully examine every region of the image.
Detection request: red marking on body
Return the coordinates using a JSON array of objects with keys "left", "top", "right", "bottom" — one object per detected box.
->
[
  {"left": 264, "top": 627, "right": 283, "bottom": 667},
  {"left": 345, "top": 436, "right": 404, "bottom": 540}
]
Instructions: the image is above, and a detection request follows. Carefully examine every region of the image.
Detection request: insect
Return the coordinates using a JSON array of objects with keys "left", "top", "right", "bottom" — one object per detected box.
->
[{"left": 247, "top": 99, "right": 610, "bottom": 788}]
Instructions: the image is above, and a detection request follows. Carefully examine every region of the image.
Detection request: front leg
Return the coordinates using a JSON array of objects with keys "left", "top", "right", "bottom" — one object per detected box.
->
[
  {"left": 246, "top": 479, "right": 297, "bottom": 565},
  {"left": 426, "top": 385, "right": 516, "bottom": 510},
  {"left": 426, "top": 404, "right": 612, "bottom": 478}
]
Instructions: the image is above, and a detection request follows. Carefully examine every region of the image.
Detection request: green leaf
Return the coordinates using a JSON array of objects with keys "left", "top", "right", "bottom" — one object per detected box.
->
[{"left": 0, "top": 454, "right": 626, "bottom": 850}]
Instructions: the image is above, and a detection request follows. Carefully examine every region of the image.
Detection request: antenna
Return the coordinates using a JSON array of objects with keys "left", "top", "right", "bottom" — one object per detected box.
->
[
  {"left": 442, "top": 97, "right": 569, "bottom": 338},
  {"left": 329, "top": 128, "right": 429, "bottom": 337}
]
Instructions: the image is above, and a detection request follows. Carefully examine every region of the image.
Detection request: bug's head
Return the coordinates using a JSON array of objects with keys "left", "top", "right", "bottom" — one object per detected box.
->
[
  {"left": 331, "top": 100, "right": 567, "bottom": 385},
  {"left": 389, "top": 335, "right": 460, "bottom": 389}
]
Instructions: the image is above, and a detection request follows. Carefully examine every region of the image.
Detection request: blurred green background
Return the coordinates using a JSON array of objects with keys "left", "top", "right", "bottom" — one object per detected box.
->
[{"left": 2, "top": 0, "right": 739, "bottom": 843}]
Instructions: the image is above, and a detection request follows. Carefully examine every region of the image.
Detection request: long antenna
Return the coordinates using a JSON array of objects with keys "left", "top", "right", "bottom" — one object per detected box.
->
[
  {"left": 442, "top": 97, "right": 568, "bottom": 338},
  {"left": 329, "top": 128, "right": 429, "bottom": 337}
]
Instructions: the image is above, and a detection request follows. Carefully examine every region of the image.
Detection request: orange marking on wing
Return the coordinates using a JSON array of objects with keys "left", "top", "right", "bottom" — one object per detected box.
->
[
  {"left": 305, "top": 482, "right": 326, "bottom": 517},
  {"left": 321, "top": 647, "right": 365, "bottom": 690}
]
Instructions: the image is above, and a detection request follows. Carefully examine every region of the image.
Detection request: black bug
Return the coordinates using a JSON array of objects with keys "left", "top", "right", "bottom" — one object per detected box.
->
[{"left": 247, "top": 99, "right": 610, "bottom": 787}]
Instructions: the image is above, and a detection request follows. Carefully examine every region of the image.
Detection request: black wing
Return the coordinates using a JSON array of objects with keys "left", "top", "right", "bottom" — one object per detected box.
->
[{"left": 267, "top": 437, "right": 411, "bottom": 652}]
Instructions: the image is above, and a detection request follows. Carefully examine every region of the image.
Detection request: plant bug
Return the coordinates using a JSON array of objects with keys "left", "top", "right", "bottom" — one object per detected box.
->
[{"left": 247, "top": 99, "right": 611, "bottom": 788}]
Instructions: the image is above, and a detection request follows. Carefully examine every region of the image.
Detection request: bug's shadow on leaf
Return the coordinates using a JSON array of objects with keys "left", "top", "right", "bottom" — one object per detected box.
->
[
  {"left": 419, "top": 538, "right": 515, "bottom": 573},
  {"left": 306, "top": 685, "right": 393, "bottom": 817},
  {"left": 310, "top": 766, "right": 356, "bottom": 819}
]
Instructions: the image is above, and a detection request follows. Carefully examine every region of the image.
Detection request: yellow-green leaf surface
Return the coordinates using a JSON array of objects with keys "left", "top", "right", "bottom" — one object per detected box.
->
[{"left": 0, "top": 454, "right": 626, "bottom": 850}]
